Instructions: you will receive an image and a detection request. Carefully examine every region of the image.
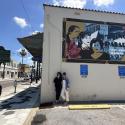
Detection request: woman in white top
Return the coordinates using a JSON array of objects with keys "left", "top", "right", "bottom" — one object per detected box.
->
[{"left": 61, "top": 72, "right": 69, "bottom": 103}]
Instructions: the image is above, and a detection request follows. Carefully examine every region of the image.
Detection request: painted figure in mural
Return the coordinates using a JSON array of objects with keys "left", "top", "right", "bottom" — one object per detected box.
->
[
  {"left": 89, "top": 38, "right": 110, "bottom": 60},
  {"left": 121, "top": 54, "right": 125, "bottom": 61},
  {"left": 77, "top": 31, "right": 101, "bottom": 59},
  {"left": 61, "top": 72, "right": 70, "bottom": 104},
  {"left": 64, "top": 24, "right": 110, "bottom": 61},
  {"left": 78, "top": 31, "right": 92, "bottom": 59},
  {"left": 53, "top": 72, "right": 62, "bottom": 103},
  {"left": 65, "top": 25, "right": 81, "bottom": 59},
  {"left": 77, "top": 31, "right": 91, "bottom": 49}
]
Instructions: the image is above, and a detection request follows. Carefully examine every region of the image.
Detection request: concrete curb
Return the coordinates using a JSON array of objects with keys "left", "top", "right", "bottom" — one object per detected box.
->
[
  {"left": 23, "top": 86, "right": 40, "bottom": 125},
  {"left": 23, "top": 107, "right": 39, "bottom": 125}
]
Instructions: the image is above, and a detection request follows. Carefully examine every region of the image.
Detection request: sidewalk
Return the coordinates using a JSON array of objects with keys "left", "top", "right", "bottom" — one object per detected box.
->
[
  {"left": 0, "top": 80, "right": 40, "bottom": 125},
  {"left": 0, "top": 78, "right": 15, "bottom": 82},
  {"left": 32, "top": 104, "right": 125, "bottom": 125}
]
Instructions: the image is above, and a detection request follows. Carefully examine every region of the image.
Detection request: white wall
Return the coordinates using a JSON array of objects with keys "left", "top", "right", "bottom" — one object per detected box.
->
[
  {"left": 41, "top": 5, "right": 125, "bottom": 103},
  {"left": 0, "top": 63, "right": 18, "bottom": 79}
]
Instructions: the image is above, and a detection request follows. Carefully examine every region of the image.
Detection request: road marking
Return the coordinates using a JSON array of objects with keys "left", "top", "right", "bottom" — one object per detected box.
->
[{"left": 69, "top": 104, "right": 111, "bottom": 110}]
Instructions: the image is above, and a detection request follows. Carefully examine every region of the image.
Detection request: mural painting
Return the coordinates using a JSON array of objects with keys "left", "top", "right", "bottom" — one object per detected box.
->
[{"left": 62, "top": 18, "right": 125, "bottom": 64}]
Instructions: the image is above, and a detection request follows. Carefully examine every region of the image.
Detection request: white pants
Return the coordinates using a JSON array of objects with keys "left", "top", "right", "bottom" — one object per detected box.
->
[{"left": 61, "top": 80, "right": 69, "bottom": 102}]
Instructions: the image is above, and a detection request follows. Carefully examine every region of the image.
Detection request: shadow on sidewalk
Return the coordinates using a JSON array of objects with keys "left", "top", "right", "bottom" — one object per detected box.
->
[{"left": 0, "top": 85, "right": 40, "bottom": 110}]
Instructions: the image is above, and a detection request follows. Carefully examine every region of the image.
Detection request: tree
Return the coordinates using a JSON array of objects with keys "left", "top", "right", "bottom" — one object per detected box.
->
[{"left": 19, "top": 49, "right": 27, "bottom": 64}]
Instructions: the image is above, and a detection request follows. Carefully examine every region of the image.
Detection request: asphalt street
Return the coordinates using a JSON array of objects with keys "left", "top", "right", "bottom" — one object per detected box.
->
[{"left": 32, "top": 105, "right": 125, "bottom": 125}]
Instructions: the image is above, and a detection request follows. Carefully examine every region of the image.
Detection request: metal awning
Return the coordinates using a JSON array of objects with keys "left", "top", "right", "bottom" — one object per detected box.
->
[{"left": 17, "top": 32, "right": 43, "bottom": 58}]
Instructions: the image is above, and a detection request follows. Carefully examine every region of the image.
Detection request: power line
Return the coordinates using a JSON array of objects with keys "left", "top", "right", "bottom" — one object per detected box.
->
[{"left": 20, "top": 0, "right": 35, "bottom": 32}]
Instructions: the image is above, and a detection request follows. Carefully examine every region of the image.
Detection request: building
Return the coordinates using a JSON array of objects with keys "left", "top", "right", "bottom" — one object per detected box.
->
[
  {"left": 41, "top": 4, "right": 125, "bottom": 104},
  {"left": 18, "top": 64, "right": 31, "bottom": 77},
  {"left": 0, "top": 60, "right": 19, "bottom": 79},
  {"left": 17, "top": 33, "right": 43, "bottom": 81}
]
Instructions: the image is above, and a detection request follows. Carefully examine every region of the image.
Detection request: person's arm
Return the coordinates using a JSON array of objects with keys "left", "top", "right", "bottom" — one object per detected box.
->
[
  {"left": 53, "top": 77, "right": 57, "bottom": 84},
  {"left": 66, "top": 78, "right": 70, "bottom": 89}
]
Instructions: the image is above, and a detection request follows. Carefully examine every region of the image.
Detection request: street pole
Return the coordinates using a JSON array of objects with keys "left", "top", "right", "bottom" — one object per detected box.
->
[
  {"left": 2, "top": 63, "right": 6, "bottom": 79},
  {"left": 38, "top": 62, "right": 41, "bottom": 80},
  {"left": 36, "top": 61, "right": 38, "bottom": 83}
]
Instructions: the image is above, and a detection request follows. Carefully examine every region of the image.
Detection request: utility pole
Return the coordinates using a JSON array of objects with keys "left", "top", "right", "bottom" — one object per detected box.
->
[{"left": 2, "top": 63, "right": 6, "bottom": 79}]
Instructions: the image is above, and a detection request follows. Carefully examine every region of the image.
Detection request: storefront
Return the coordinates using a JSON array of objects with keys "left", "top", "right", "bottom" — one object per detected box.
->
[{"left": 41, "top": 4, "right": 125, "bottom": 103}]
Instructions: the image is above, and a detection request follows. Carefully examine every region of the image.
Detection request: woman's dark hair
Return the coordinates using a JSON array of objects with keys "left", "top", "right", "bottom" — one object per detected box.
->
[
  {"left": 68, "top": 25, "right": 79, "bottom": 34},
  {"left": 63, "top": 72, "right": 66, "bottom": 75},
  {"left": 66, "top": 25, "right": 79, "bottom": 44},
  {"left": 90, "top": 38, "right": 103, "bottom": 53},
  {"left": 57, "top": 72, "right": 62, "bottom": 76}
]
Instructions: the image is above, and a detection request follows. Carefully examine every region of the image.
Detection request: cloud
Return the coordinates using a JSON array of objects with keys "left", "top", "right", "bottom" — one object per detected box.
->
[
  {"left": 30, "top": 30, "right": 40, "bottom": 35},
  {"left": 24, "top": 56, "right": 33, "bottom": 65},
  {"left": 13, "top": 16, "right": 28, "bottom": 28},
  {"left": 53, "top": 0, "right": 60, "bottom": 6},
  {"left": 93, "top": 0, "right": 114, "bottom": 7},
  {"left": 53, "top": 0, "right": 87, "bottom": 8},
  {"left": 40, "top": 23, "right": 44, "bottom": 28},
  {"left": 16, "top": 48, "right": 33, "bottom": 65}
]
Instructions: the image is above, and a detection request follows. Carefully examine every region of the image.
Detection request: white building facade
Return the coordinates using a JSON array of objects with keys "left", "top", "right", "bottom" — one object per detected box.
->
[
  {"left": 0, "top": 60, "right": 19, "bottom": 79},
  {"left": 41, "top": 4, "right": 125, "bottom": 104}
]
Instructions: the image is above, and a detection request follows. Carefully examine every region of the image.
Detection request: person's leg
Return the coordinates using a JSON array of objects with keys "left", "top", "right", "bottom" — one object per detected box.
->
[
  {"left": 55, "top": 87, "right": 61, "bottom": 103},
  {"left": 0, "top": 87, "right": 2, "bottom": 96},
  {"left": 58, "top": 86, "right": 62, "bottom": 100},
  {"left": 60, "top": 87, "right": 65, "bottom": 101},
  {"left": 14, "top": 86, "right": 16, "bottom": 93},
  {"left": 56, "top": 90, "right": 60, "bottom": 101},
  {"left": 55, "top": 88, "right": 58, "bottom": 101},
  {"left": 65, "top": 90, "right": 69, "bottom": 102}
]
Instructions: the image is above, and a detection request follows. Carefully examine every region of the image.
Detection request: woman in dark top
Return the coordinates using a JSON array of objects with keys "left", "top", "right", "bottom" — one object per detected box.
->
[{"left": 53, "top": 72, "right": 62, "bottom": 102}]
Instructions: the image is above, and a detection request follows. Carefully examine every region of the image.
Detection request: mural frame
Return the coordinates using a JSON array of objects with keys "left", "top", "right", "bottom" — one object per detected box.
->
[{"left": 62, "top": 18, "right": 125, "bottom": 64}]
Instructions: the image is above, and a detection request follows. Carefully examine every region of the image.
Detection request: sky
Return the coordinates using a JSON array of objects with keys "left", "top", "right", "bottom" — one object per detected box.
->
[{"left": 0, "top": 0, "right": 125, "bottom": 65}]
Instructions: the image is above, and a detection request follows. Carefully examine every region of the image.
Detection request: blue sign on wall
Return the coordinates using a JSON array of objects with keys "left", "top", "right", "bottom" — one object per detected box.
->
[
  {"left": 118, "top": 66, "right": 125, "bottom": 77},
  {"left": 80, "top": 65, "right": 88, "bottom": 76}
]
